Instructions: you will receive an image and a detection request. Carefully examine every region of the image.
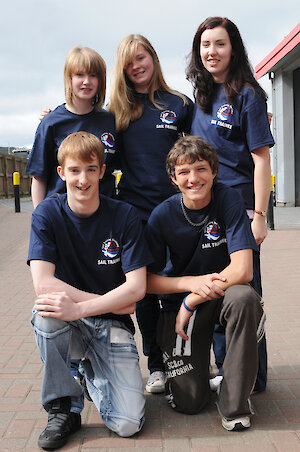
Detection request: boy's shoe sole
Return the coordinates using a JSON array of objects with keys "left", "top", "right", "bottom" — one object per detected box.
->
[{"left": 222, "top": 416, "right": 250, "bottom": 431}]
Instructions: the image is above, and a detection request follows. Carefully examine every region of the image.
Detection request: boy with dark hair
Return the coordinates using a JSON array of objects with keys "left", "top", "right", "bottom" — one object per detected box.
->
[
  {"left": 146, "top": 135, "right": 265, "bottom": 431},
  {"left": 28, "top": 131, "right": 151, "bottom": 450}
]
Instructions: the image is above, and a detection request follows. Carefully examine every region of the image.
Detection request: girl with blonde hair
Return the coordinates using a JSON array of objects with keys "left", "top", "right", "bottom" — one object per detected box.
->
[
  {"left": 108, "top": 34, "right": 194, "bottom": 393},
  {"left": 26, "top": 45, "right": 117, "bottom": 207}
]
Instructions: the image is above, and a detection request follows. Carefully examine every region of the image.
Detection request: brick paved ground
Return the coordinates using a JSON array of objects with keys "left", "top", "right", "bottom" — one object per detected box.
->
[{"left": 1, "top": 200, "right": 300, "bottom": 451}]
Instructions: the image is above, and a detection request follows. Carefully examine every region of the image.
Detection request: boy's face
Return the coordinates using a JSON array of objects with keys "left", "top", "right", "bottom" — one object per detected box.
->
[
  {"left": 58, "top": 154, "right": 105, "bottom": 215},
  {"left": 171, "top": 158, "right": 216, "bottom": 210}
]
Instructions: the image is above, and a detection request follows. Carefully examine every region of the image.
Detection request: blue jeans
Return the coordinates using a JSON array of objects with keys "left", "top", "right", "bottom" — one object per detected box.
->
[{"left": 31, "top": 313, "right": 145, "bottom": 437}]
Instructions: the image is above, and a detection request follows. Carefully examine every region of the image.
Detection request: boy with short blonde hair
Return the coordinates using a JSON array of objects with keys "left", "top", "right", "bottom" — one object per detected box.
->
[{"left": 28, "top": 132, "right": 151, "bottom": 449}]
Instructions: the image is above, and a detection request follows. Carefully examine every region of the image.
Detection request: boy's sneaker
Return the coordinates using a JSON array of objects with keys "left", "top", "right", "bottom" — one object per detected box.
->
[
  {"left": 38, "top": 397, "right": 81, "bottom": 450},
  {"left": 222, "top": 416, "right": 251, "bottom": 431},
  {"left": 209, "top": 375, "right": 223, "bottom": 392},
  {"left": 145, "top": 371, "right": 166, "bottom": 393}
]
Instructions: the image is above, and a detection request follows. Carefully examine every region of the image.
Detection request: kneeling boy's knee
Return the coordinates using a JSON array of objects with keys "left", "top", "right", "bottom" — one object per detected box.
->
[
  {"left": 222, "top": 285, "right": 263, "bottom": 330},
  {"left": 225, "top": 285, "right": 259, "bottom": 311},
  {"left": 167, "top": 385, "right": 209, "bottom": 415},
  {"left": 115, "top": 418, "right": 143, "bottom": 437},
  {"left": 31, "top": 313, "right": 66, "bottom": 332}
]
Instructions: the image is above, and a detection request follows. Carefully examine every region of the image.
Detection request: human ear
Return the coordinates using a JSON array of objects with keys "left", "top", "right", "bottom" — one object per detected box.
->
[
  {"left": 57, "top": 166, "right": 66, "bottom": 181},
  {"left": 170, "top": 175, "right": 179, "bottom": 188},
  {"left": 99, "top": 164, "right": 106, "bottom": 180}
]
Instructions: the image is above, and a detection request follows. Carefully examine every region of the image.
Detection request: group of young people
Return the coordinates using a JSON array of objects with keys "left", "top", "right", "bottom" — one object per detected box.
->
[{"left": 26, "top": 16, "right": 274, "bottom": 450}]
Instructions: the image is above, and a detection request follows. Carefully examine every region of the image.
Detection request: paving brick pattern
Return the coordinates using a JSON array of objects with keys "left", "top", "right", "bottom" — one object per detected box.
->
[{"left": 1, "top": 201, "right": 300, "bottom": 451}]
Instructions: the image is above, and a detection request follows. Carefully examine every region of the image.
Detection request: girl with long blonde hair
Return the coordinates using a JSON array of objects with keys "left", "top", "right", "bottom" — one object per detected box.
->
[{"left": 108, "top": 34, "right": 194, "bottom": 393}]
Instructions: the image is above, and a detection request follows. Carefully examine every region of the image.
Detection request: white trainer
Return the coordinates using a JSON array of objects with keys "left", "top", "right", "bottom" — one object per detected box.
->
[
  {"left": 209, "top": 375, "right": 223, "bottom": 392},
  {"left": 222, "top": 416, "right": 251, "bottom": 431},
  {"left": 145, "top": 371, "right": 166, "bottom": 393}
]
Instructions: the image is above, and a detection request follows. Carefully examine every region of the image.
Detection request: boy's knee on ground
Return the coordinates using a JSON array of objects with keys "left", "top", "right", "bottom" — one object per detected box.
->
[
  {"left": 168, "top": 380, "right": 209, "bottom": 414},
  {"left": 108, "top": 416, "right": 143, "bottom": 437}
]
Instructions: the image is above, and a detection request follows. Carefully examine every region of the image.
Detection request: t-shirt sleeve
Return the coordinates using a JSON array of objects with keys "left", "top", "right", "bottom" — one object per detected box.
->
[
  {"left": 120, "top": 208, "right": 153, "bottom": 274},
  {"left": 241, "top": 91, "right": 275, "bottom": 152},
  {"left": 220, "top": 188, "right": 258, "bottom": 255},
  {"left": 25, "top": 119, "right": 54, "bottom": 179},
  {"left": 27, "top": 208, "right": 57, "bottom": 265},
  {"left": 145, "top": 207, "right": 168, "bottom": 274}
]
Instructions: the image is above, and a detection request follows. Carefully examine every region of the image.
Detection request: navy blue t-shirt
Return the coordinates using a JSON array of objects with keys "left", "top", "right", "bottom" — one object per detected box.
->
[
  {"left": 27, "top": 193, "right": 153, "bottom": 332},
  {"left": 26, "top": 104, "right": 118, "bottom": 198},
  {"left": 191, "top": 85, "right": 274, "bottom": 209},
  {"left": 146, "top": 183, "right": 258, "bottom": 310},
  {"left": 117, "top": 90, "right": 194, "bottom": 220}
]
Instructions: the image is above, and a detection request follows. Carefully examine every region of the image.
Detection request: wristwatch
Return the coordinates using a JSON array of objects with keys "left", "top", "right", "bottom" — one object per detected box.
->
[{"left": 254, "top": 210, "right": 267, "bottom": 217}]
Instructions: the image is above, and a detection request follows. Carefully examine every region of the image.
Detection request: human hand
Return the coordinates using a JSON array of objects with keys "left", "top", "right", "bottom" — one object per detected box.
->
[
  {"left": 251, "top": 214, "right": 268, "bottom": 245},
  {"left": 175, "top": 300, "right": 194, "bottom": 341},
  {"left": 188, "top": 274, "right": 226, "bottom": 299},
  {"left": 112, "top": 303, "right": 136, "bottom": 315},
  {"left": 39, "top": 108, "right": 52, "bottom": 121},
  {"left": 34, "top": 291, "right": 81, "bottom": 321}
]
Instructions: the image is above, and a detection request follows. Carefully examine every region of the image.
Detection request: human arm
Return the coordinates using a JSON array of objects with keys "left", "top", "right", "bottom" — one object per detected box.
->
[
  {"left": 147, "top": 272, "right": 226, "bottom": 299},
  {"left": 175, "top": 248, "right": 253, "bottom": 339},
  {"left": 31, "top": 177, "right": 47, "bottom": 208},
  {"left": 30, "top": 260, "right": 146, "bottom": 321},
  {"left": 251, "top": 146, "right": 271, "bottom": 245},
  {"left": 26, "top": 113, "right": 57, "bottom": 203}
]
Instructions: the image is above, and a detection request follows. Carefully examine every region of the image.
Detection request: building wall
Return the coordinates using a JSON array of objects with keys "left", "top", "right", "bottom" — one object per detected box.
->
[{"left": 272, "top": 70, "right": 295, "bottom": 205}]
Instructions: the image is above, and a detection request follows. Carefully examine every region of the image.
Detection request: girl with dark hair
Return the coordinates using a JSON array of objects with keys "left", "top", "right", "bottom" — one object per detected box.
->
[{"left": 187, "top": 17, "right": 274, "bottom": 393}]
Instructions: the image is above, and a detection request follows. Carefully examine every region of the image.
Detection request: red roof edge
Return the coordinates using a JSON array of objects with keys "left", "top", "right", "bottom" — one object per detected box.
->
[{"left": 255, "top": 23, "right": 300, "bottom": 79}]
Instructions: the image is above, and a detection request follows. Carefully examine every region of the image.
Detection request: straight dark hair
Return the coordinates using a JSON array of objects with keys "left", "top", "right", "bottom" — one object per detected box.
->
[{"left": 186, "top": 16, "right": 267, "bottom": 113}]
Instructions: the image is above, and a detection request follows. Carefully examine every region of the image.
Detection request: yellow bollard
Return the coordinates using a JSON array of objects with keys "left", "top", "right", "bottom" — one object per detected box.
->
[
  {"left": 13, "top": 171, "right": 20, "bottom": 213},
  {"left": 267, "top": 175, "right": 275, "bottom": 230}
]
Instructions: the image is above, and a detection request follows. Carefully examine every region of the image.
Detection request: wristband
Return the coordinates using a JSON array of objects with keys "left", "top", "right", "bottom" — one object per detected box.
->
[
  {"left": 183, "top": 297, "right": 196, "bottom": 313},
  {"left": 254, "top": 210, "right": 267, "bottom": 218}
]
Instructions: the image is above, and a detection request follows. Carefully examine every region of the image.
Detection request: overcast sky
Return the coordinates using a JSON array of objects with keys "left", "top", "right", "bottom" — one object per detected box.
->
[{"left": 0, "top": 0, "right": 298, "bottom": 147}]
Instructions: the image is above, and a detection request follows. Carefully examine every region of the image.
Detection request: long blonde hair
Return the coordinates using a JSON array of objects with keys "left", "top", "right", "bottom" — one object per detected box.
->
[
  {"left": 108, "top": 34, "right": 187, "bottom": 131},
  {"left": 64, "top": 46, "right": 106, "bottom": 109}
]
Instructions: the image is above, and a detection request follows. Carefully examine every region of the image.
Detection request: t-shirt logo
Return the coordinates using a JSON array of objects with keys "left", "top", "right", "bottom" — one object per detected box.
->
[
  {"left": 216, "top": 104, "right": 233, "bottom": 121},
  {"left": 102, "top": 238, "right": 119, "bottom": 258},
  {"left": 204, "top": 221, "right": 221, "bottom": 241},
  {"left": 101, "top": 132, "right": 115, "bottom": 148},
  {"left": 160, "top": 110, "right": 176, "bottom": 124}
]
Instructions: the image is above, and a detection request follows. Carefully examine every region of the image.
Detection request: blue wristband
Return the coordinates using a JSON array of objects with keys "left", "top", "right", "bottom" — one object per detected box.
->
[{"left": 183, "top": 297, "right": 196, "bottom": 313}]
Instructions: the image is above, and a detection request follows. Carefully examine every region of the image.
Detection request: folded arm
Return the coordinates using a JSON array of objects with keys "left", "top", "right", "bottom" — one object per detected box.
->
[
  {"left": 30, "top": 260, "right": 146, "bottom": 320},
  {"left": 147, "top": 272, "right": 226, "bottom": 299},
  {"left": 175, "top": 249, "right": 253, "bottom": 339}
]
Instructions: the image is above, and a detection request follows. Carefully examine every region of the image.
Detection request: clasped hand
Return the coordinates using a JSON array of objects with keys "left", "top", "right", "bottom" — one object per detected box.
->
[
  {"left": 34, "top": 292, "right": 81, "bottom": 321},
  {"left": 188, "top": 273, "right": 226, "bottom": 300},
  {"left": 34, "top": 292, "right": 136, "bottom": 321}
]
